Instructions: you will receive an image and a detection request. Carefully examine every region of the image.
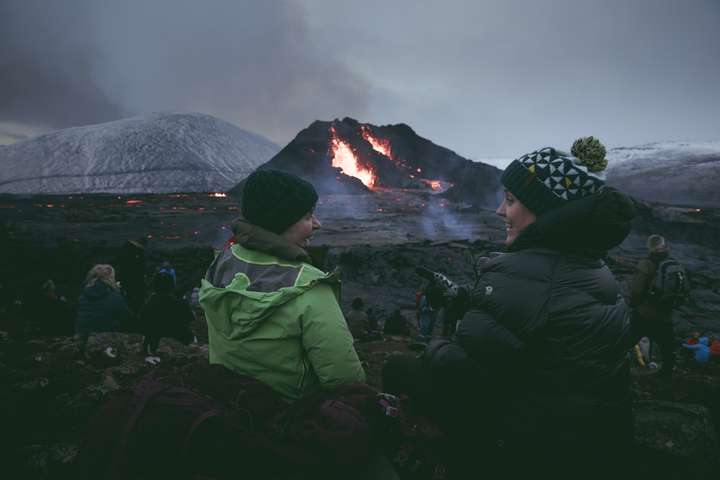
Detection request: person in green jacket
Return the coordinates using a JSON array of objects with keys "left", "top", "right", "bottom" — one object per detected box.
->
[{"left": 200, "top": 169, "right": 366, "bottom": 400}]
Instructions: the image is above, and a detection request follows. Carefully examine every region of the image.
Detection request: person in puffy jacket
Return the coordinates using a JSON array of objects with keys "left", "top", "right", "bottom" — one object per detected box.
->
[
  {"left": 387, "top": 137, "right": 636, "bottom": 479},
  {"left": 200, "top": 170, "right": 365, "bottom": 400},
  {"left": 75, "top": 264, "right": 131, "bottom": 337},
  {"left": 140, "top": 272, "right": 195, "bottom": 355}
]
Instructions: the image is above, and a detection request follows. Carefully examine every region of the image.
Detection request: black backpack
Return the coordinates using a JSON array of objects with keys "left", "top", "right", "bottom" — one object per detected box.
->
[{"left": 651, "top": 259, "right": 690, "bottom": 306}]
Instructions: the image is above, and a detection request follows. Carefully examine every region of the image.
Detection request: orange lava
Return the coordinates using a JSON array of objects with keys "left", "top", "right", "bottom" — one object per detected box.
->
[
  {"left": 330, "top": 127, "right": 376, "bottom": 188},
  {"left": 361, "top": 125, "right": 392, "bottom": 158}
]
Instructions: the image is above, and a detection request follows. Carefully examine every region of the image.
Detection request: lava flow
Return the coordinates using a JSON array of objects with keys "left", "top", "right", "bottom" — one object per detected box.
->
[
  {"left": 329, "top": 126, "right": 377, "bottom": 188},
  {"left": 361, "top": 125, "right": 392, "bottom": 159}
]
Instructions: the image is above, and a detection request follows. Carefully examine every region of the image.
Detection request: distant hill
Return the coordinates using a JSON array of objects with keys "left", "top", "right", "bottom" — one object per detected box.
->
[
  {"left": 0, "top": 112, "right": 279, "bottom": 194},
  {"left": 606, "top": 141, "right": 720, "bottom": 207}
]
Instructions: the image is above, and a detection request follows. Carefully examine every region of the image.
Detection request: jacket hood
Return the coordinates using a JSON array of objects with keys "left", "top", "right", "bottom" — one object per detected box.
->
[
  {"left": 82, "top": 281, "right": 114, "bottom": 300},
  {"left": 509, "top": 187, "right": 636, "bottom": 258},
  {"left": 231, "top": 217, "right": 311, "bottom": 263},
  {"left": 200, "top": 244, "right": 337, "bottom": 338}
]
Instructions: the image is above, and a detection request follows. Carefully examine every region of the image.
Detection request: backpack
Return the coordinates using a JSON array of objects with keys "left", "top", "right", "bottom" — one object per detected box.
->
[
  {"left": 76, "top": 367, "right": 381, "bottom": 480},
  {"left": 74, "top": 367, "right": 287, "bottom": 480},
  {"left": 651, "top": 259, "right": 690, "bottom": 306}
]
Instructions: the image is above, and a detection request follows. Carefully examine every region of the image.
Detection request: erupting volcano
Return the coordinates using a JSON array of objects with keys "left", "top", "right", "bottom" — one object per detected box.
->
[{"left": 230, "top": 117, "right": 502, "bottom": 207}]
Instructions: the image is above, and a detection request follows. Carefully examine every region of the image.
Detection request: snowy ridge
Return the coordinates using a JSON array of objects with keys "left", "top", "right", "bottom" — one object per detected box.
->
[
  {"left": 605, "top": 140, "right": 720, "bottom": 207},
  {"left": 0, "top": 112, "right": 280, "bottom": 194},
  {"left": 608, "top": 140, "right": 720, "bottom": 165}
]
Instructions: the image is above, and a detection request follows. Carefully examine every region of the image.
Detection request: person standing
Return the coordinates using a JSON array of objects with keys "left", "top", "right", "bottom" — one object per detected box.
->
[
  {"left": 140, "top": 272, "right": 195, "bottom": 355},
  {"left": 628, "top": 234, "right": 686, "bottom": 377},
  {"left": 346, "top": 297, "right": 369, "bottom": 340},
  {"left": 417, "top": 292, "right": 436, "bottom": 339},
  {"left": 115, "top": 238, "right": 147, "bottom": 319}
]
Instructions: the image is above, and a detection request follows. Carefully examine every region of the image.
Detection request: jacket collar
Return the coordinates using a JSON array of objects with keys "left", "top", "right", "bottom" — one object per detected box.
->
[
  {"left": 508, "top": 187, "right": 636, "bottom": 259},
  {"left": 231, "top": 217, "right": 312, "bottom": 263}
]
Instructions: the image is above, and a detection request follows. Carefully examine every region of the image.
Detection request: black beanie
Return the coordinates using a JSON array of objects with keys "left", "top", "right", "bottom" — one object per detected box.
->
[
  {"left": 500, "top": 137, "right": 608, "bottom": 216},
  {"left": 241, "top": 170, "right": 319, "bottom": 234}
]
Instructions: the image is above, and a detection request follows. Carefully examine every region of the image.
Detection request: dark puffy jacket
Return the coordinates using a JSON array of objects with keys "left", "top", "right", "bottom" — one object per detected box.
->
[
  {"left": 426, "top": 188, "right": 636, "bottom": 446},
  {"left": 140, "top": 293, "right": 195, "bottom": 353},
  {"left": 75, "top": 281, "right": 131, "bottom": 336}
]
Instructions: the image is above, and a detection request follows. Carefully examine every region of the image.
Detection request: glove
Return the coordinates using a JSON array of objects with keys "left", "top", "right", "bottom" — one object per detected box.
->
[
  {"left": 416, "top": 267, "right": 460, "bottom": 297},
  {"left": 415, "top": 267, "right": 470, "bottom": 317}
]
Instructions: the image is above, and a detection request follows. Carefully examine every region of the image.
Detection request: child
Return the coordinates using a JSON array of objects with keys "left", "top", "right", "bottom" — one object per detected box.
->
[{"left": 682, "top": 336, "right": 711, "bottom": 364}]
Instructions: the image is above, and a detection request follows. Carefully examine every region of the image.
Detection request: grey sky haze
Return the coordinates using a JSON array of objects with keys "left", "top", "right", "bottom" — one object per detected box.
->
[{"left": 1, "top": 0, "right": 718, "bottom": 165}]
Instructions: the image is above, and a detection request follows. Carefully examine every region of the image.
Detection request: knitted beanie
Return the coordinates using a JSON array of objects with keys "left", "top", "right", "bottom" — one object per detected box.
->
[
  {"left": 500, "top": 136, "right": 608, "bottom": 216},
  {"left": 241, "top": 169, "right": 318, "bottom": 234}
]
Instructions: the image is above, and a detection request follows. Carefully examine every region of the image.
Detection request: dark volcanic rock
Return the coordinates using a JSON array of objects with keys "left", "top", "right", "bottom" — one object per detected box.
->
[{"left": 1, "top": 191, "right": 720, "bottom": 477}]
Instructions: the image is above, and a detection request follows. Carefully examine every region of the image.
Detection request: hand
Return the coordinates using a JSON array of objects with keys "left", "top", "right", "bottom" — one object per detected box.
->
[{"left": 415, "top": 267, "right": 470, "bottom": 315}]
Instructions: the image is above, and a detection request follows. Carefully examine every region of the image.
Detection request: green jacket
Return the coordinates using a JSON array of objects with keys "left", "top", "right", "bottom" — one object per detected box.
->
[{"left": 199, "top": 221, "right": 365, "bottom": 400}]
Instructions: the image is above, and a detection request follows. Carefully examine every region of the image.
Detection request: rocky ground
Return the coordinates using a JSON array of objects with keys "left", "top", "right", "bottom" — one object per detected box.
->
[{"left": 1, "top": 191, "right": 719, "bottom": 478}]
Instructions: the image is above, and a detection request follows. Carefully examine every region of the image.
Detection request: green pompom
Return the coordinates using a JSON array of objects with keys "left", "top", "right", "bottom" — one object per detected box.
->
[{"left": 571, "top": 136, "right": 607, "bottom": 173}]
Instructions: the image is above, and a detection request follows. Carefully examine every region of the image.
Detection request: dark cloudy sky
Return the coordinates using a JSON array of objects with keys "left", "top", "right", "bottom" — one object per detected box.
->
[{"left": 1, "top": 0, "right": 718, "bottom": 164}]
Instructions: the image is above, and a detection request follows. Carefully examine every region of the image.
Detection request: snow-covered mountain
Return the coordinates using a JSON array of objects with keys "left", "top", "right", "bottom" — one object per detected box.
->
[
  {"left": 606, "top": 141, "right": 720, "bottom": 207},
  {"left": 0, "top": 112, "right": 279, "bottom": 194}
]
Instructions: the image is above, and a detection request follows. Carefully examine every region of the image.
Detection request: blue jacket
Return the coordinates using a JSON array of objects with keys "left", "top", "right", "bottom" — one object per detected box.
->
[
  {"left": 75, "top": 281, "right": 131, "bottom": 336},
  {"left": 682, "top": 338, "right": 711, "bottom": 363}
]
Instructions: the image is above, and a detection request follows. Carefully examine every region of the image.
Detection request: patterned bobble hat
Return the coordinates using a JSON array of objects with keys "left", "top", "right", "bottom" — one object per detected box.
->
[{"left": 500, "top": 136, "right": 608, "bottom": 216}]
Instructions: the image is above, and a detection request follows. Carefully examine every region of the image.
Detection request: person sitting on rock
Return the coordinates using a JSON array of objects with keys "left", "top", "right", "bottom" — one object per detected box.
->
[
  {"left": 383, "top": 137, "right": 636, "bottom": 479},
  {"left": 75, "top": 264, "right": 132, "bottom": 338},
  {"left": 345, "top": 297, "right": 369, "bottom": 340},
  {"left": 383, "top": 309, "right": 410, "bottom": 336},
  {"left": 200, "top": 170, "right": 366, "bottom": 400},
  {"left": 26, "top": 279, "right": 74, "bottom": 336},
  {"left": 158, "top": 260, "right": 177, "bottom": 286},
  {"left": 140, "top": 272, "right": 195, "bottom": 355}
]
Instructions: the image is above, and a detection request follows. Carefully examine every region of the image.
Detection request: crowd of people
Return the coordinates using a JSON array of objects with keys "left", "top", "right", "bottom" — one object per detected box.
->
[
  {"left": 0, "top": 246, "right": 197, "bottom": 363},
  {"left": 2, "top": 136, "right": 709, "bottom": 479}
]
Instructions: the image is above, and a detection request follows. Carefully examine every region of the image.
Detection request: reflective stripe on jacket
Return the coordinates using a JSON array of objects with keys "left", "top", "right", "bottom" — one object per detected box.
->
[{"left": 200, "top": 244, "right": 365, "bottom": 399}]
